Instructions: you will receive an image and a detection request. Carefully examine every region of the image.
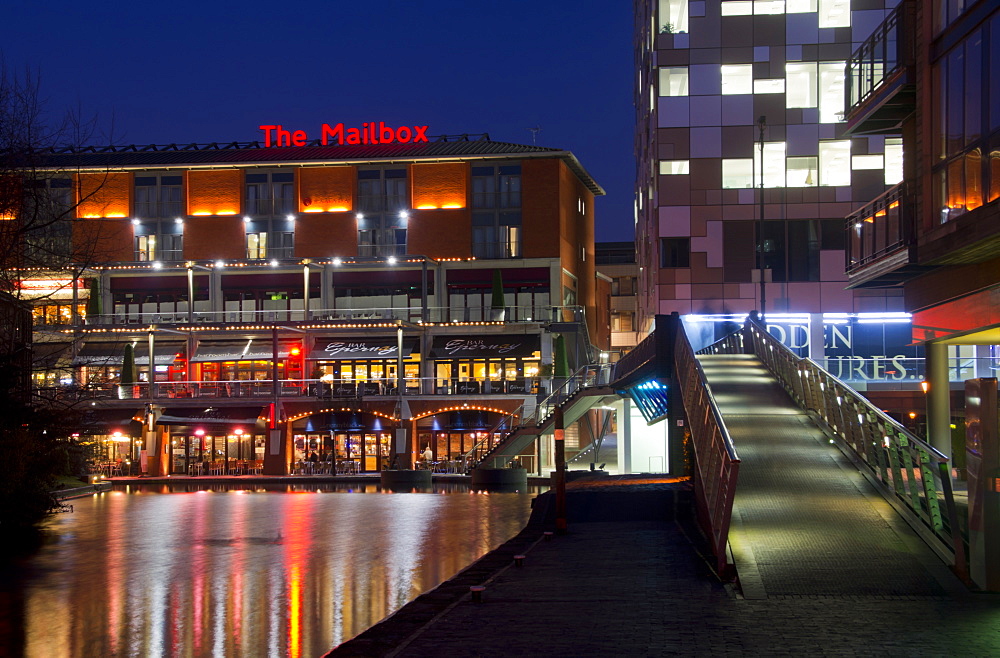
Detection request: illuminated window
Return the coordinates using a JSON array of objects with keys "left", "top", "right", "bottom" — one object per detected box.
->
[
  {"left": 722, "top": 65, "right": 753, "bottom": 95},
  {"left": 659, "top": 67, "right": 689, "bottom": 96},
  {"left": 722, "top": 159, "right": 754, "bottom": 188},
  {"left": 721, "top": 1, "right": 753, "bottom": 15},
  {"left": 884, "top": 138, "right": 903, "bottom": 185},
  {"left": 472, "top": 165, "right": 521, "bottom": 259},
  {"left": 754, "top": 79, "right": 785, "bottom": 94},
  {"left": 658, "top": 0, "right": 688, "bottom": 33},
  {"left": 818, "top": 62, "right": 846, "bottom": 123},
  {"left": 659, "top": 160, "right": 690, "bottom": 174},
  {"left": 247, "top": 232, "right": 267, "bottom": 260},
  {"left": 818, "top": 0, "right": 850, "bottom": 28},
  {"left": 819, "top": 141, "right": 852, "bottom": 186},
  {"left": 754, "top": 0, "right": 785, "bottom": 14},
  {"left": 786, "top": 0, "right": 816, "bottom": 12},
  {"left": 852, "top": 155, "right": 884, "bottom": 170},
  {"left": 135, "top": 235, "right": 156, "bottom": 262},
  {"left": 473, "top": 214, "right": 521, "bottom": 259},
  {"left": 754, "top": 142, "right": 787, "bottom": 188},
  {"left": 786, "top": 63, "right": 817, "bottom": 108},
  {"left": 787, "top": 157, "right": 819, "bottom": 187}
]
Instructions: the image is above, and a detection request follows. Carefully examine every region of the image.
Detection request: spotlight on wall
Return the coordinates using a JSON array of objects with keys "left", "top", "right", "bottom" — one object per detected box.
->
[
  {"left": 174, "top": 217, "right": 184, "bottom": 225},
  {"left": 286, "top": 214, "right": 295, "bottom": 222},
  {"left": 152, "top": 261, "right": 163, "bottom": 270},
  {"left": 131, "top": 219, "right": 140, "bottom": 226},
  {"left": 215, "top": 260, "right": 225, "bottom": 268},
  {"left": 270, "top": 259, "right": 279, "bottom": 267},
  {"left": 332, "top": 257, "right": 343, "bottom": 266},
  {"left": 387, "top": 256, "right": 397, "bottom": 265},
  {"left": 243, "top": 216, "right": 252, "bottom": 223},
  {"left": 398, "top": 211, "right": 409, "bottom": 220}
]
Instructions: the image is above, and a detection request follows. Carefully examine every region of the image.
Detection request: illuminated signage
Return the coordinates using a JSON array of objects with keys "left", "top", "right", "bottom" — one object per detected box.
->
[{"left": 258, "top": 122, "right": 430, "bottom": 148}]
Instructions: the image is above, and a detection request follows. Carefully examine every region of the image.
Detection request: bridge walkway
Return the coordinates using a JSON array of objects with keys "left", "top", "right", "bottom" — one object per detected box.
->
[{"left": 698, "top": 353, "right": 965, "bottom": 599}]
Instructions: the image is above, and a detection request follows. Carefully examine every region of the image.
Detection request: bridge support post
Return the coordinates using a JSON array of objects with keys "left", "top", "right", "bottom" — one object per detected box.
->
[
  {"left": 926, "top": 342, "right": 952, "bottom": 461},
  {"left": 965, "top": 378, "right": 1000, "bottom": 590},
  {"left": 554, "top": 407, "right": 567, "bottom": 534}
]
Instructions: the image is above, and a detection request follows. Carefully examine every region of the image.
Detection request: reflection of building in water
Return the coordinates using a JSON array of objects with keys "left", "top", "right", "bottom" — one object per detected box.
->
[{"left": 24, "top": 135, "right": 613, "bottom": 475}]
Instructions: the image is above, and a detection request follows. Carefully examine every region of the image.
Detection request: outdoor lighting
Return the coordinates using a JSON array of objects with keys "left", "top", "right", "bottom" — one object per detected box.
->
[
  {"left": 332, "top": 257, "right": 342, "bottom": 266},
  {"left": 286, "top": 214, "right": 295, "bottom": 222},
  {"left": 131, "top": 218, "right": 140, "bottom": 226},
  {"left": 243, "top": 215, "right": 252, "bottom": 223},
  {"left": 270, "top": 259, "right": 279, "bottom": 267},
  {"left": 194, "top": 429, "right": 205, "bottom": 437},
  {"left": 234, "top": 428, "right": 244, "bottom": 436},
  {"left": 920, "top": 380, "right": 930, "bottom": 394},
  {"left": 387, "top": 256, "right": 397, "bottom": 265},
  {"left": 399, "top": 211, "right": 409, "bottom": 220},
  {"left": 152, "top": 261, "right": 162, "bottom": 270},
  {"left": 215, "top": 260, "right": 225, "bottom": 268},
  {"left": 175, "top": 217, "right": 184, "bottom": 225},
  {"left": 356, "top": 213, "right": 364, "bottom": 220}
]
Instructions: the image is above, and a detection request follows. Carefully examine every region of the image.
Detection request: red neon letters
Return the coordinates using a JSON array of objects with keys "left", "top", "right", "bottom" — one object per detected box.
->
[{"left": 258, "top": 123, "right": 429, "bottom": 147}]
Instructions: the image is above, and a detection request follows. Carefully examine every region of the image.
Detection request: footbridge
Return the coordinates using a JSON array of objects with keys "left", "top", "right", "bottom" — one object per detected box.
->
[{"left": 473, "top": 313, "right": 973, "bottom": 590}]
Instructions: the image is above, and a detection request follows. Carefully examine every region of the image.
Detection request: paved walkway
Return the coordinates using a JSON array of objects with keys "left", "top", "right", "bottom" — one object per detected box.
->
[{"left": 330, "top": 355, "right": 1000, "bottom": 656}]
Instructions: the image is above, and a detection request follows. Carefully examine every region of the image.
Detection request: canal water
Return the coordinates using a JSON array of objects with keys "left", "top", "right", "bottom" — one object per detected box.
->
[{"left": 1, "top": 483, "right": 537, "bottom": 657}]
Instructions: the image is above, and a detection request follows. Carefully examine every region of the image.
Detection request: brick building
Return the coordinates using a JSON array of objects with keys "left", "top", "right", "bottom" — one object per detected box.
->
[{"left": 25, "top": 134, "right": 607, "bottom": 476}]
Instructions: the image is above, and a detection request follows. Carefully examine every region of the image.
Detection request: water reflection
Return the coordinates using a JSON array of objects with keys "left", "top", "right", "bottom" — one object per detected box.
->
[{"left": 3, "top": 485, "right": 535, "bottom": 657}]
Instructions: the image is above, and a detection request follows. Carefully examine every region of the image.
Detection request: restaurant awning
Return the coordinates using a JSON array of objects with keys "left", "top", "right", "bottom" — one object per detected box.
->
[
  {"left": 156, "top": 406, "right": 266, "bottom": 427},
  {"left": 310, "top": 337, "right": 419, "bottom": 360},
  {"left": 190, "top": 340, "right": 294, "bottom": 362},
  {"left": 429, "top": 334, "right": 541, "bottom": 358},
  {"left": 80, "top": 408, "right": 144, "bottom": 435},
  {"left": 73, "top": 341, "right": 183, "bottom": 366}
]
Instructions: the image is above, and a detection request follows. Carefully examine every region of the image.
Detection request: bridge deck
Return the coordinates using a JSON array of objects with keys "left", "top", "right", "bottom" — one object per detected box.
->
[{"left": 698, "top": 353, "right": 964, "bottom": 599}]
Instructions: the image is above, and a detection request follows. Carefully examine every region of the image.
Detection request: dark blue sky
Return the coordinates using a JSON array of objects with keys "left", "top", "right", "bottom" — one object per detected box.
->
[{"left": 6, "top": 0, "right": 635, "bottom": 241}]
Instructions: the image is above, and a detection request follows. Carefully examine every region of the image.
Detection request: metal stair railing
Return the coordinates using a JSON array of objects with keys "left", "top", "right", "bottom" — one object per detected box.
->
[
  {"left": 463, "top": 404, "right": 525, "bottom": 469},
  {"left": 470, "top": 362, "right": 616, "bottom": 469},
  {"left": 677, "top": 321, "right": 741, "bottom": 579},
  {"left": 740, "top": 318, "right": 967, "bottom": 574}
]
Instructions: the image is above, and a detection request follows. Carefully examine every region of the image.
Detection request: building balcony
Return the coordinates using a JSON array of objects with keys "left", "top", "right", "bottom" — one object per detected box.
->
[
  {"left": 844, "top": 0, "right": 916, "bottom": 135},
  {"left": 845, "top": 183, "right": 927, "bottom": 288},
  {"left": 78, "top": 303, "right": 579, "bottom": 327}
]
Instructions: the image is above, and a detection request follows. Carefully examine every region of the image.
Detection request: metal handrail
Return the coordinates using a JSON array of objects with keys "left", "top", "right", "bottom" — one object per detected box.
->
[
  {"left": 677, "top": 319, "right": 741, "bottom": 578},
  {"left": 741, "top": 318, "right": 966, "bottom": 571}
]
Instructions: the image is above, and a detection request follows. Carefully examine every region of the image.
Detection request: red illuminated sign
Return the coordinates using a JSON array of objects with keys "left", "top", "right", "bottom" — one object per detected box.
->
[{"left": 258, "top": 122, "right": 429, "bottom": 147}]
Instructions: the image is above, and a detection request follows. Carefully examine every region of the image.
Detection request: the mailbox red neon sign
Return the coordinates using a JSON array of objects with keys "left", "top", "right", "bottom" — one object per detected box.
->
[{"left": 258, "top": 123, "right": 429, "bottom": 147}]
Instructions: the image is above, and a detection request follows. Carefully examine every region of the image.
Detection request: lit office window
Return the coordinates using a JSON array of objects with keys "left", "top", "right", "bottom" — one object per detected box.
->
[
  {"left": 659, "top": 67, "right": 689, "bottom": 96},
  {"left": 722, "top": 159, "right": 754, "bottom": 188},
  {"left": 786, "top": 0, "right": 816, "bottom": 12},
  {"left": 658, "top": 0, "right": 689, "bottom": 33},
  {"left": 818, "top": 62, "right": 846, "bottom": 123},
  {"left": 787, "top": 157, "right": 819, "bottom": 187},
  {"left": 819, "top": 141, "right": 852, "bottom": 186},
  {"left": 754, "top": 0, "right": 785, "bottom": 14},
  {"left": 721, "top": 1, "right": 753, "bottom": 15},
  {"left": 818, "top": 0, "right": 850, "bottom": 28},
  {"left": 659, "top": 160, "right": 690, "bottom": 174},
  {"left": 754, "top": 79, "right": 786, "bottom": 94},
  {"left": 722, "top": 65, "right": 753, "bottom": 95},
  {"left": 754, "top": 142, "right": 787, "bottom": 188},
  {"left": 852, "top": 155, "right": 884, "bottom": 170},
  {"left": 884, "top": 138, "right": 904, "bottom": 185},
  {"left": 786, "top": 63, "right": 818, "bottom": 108}
]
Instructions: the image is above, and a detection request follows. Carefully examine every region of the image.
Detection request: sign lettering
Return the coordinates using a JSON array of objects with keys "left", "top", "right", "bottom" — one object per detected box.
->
[
  {"left": 258, "top": 122, "right": 430, "bottom": 148},
  {"left": 442, "top": 338, "right": 523, "bottom": 356},
  {"left": 323, "top": 342, "right": 398, "bottom": 357}
]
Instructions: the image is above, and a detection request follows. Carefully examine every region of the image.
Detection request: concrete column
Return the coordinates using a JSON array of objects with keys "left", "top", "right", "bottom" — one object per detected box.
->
[
  {"left": 621, "top": 397, "right": 632, "bottom": 475},
  {"left": 926, "top": 341, "right": 952, "bottom": 459},
  {"left": 809, "top": 312, "right": 825, "bottom": 364}
]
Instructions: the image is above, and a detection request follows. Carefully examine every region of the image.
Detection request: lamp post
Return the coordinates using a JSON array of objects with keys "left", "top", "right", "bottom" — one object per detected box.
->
[{"left": 757, "top": 115, "right": 767, "bottom": 319}]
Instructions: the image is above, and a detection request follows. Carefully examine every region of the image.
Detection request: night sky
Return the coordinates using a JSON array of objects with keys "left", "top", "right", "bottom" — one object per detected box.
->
[{"left": 5, "top": 0, "right": 635, "bottom": 242}]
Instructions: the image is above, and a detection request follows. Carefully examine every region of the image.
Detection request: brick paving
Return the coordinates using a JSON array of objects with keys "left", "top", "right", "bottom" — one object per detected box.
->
[{"left": 329, "top": 355, "right": 1000, "bottom": 657}]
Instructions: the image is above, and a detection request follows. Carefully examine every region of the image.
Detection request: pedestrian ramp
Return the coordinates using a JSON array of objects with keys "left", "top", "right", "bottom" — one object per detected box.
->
[{"left": 696, "top": 350, "right": 966, "bottom": 598}]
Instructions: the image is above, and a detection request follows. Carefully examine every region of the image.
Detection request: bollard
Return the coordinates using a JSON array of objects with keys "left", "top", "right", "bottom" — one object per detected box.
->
[
  {"left": 470, "top": 586, "right": 485, "bottom": 603},
  {"left": 513, "top": 554, "right": 525, "bottom": 567},
  {"left": 543, "top": 531, "right": 554, "bottom": 541}
]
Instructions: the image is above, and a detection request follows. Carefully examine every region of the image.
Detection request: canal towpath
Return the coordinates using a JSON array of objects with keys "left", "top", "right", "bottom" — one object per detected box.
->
[{"left": 329, "top": 473, "right": 1000, "bottom": 657}]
